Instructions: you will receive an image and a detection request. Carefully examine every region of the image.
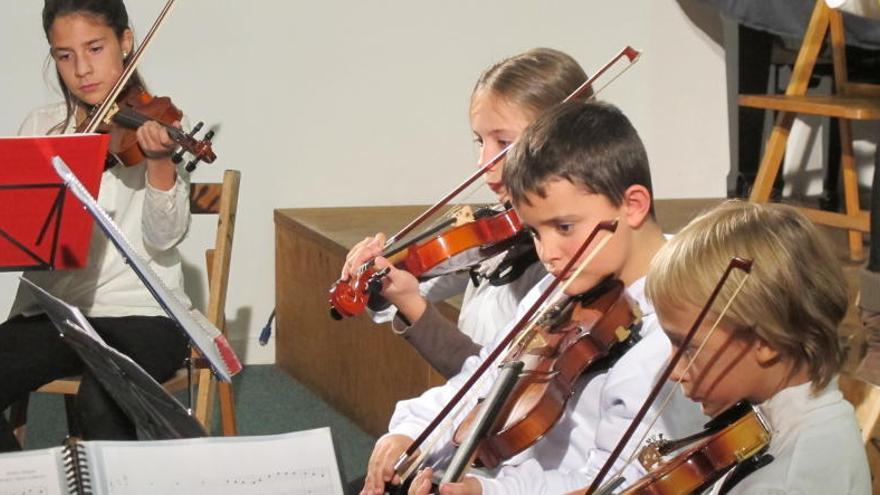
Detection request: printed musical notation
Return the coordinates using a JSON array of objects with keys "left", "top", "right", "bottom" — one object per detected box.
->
[
  {"left": 0, "top": 449, "right": 65, "bottom": 495},
  {"left": 104, "top": 467, "right": 335, "bottom": 494},
  {"left": 0, "top": 488, "right": 49, "bottom": 495}
]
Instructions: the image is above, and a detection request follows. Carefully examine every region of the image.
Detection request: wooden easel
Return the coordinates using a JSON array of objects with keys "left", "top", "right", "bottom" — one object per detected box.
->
[{"left": 740, "top": 0, "right": 880, "bottom": 261}]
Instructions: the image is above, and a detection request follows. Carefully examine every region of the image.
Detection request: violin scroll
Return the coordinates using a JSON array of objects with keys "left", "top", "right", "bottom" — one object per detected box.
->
[{"left": 106, "top": 86, "right": 218, "bottom": 169}]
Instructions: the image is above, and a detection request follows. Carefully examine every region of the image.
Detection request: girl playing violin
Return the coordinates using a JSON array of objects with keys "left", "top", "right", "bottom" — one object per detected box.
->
[
  {"left": 0, "top": 0, "right": 191, "bottom": 451},
  {"left": 645, "top": 201, "right": 870, "bottom": 494},
  {"left": 343, "top": 48, "right": 587, "bottom": 378}
]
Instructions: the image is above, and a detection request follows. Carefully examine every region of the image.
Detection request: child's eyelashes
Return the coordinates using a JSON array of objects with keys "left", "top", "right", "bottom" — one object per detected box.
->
[{"left": 556, "top": 223, "right": 575, "bottom": 235}]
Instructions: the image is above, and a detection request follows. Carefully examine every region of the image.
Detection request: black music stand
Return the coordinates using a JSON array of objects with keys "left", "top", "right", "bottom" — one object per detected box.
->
[{"left": 21, "top": 278, "right": 207, "bottom": 441}]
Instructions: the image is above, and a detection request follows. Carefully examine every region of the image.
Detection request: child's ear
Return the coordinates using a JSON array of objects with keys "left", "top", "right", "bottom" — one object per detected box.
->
[
  {"left": 754, "top": 336, "right": 781, "bottom": 366},
  {"left": 622, "top": 184, "right": 652, "bottom": 228},
  {"left": 121, "top": 28, "right": 134, "bottom": 58}
]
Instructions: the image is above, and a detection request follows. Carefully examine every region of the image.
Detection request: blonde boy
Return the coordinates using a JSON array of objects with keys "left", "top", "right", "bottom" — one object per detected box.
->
[{"left": 646, "top": 201, "right": 870, "bottom": 494}]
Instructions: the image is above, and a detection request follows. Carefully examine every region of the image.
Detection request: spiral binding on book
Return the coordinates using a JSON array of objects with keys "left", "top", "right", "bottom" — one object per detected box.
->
[
  {"left": 62, "top": 438, "right": 93, "bottom": 495},
  {"left": 50, "top": 155, "right": 242, "bottom": 380}
]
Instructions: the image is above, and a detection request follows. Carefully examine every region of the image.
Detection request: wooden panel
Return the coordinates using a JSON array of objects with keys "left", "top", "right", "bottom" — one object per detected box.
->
[{"left": 275, "top": 207, "right": 447, "bottom": 436}]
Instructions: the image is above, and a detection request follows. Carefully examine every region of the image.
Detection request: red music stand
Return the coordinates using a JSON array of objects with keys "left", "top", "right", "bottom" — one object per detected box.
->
[{"left": 0, "top": 134, "right": 108, "bottom": 271}]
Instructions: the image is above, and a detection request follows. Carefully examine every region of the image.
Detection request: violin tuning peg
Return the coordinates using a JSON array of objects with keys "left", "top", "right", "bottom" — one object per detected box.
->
[
  {"left": 190, "top": 121, "right": 204, "bottom": 136},
  {"left": 204, "top": 129, "right": 215, "bottom": 142},
  {"left": 185, "top": 158, "right": 201, "bottom": 173},
  {"left": 366, "top": 267, "right": 391, "bottom": 294},
  {"left": 171, "top": 148, "right": 185, "bottom": 164}
]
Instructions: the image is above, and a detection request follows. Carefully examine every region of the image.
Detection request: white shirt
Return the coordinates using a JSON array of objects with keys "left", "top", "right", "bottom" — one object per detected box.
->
[
  {"left": 387, "top": 274, "right": 707, "bottom": 495},
  {"left": 11, "top": 102, "right": 191, "bottom": 318},
  {"left": 372, "top": 253, "right": 546, "bottom": 346},
  {"left": 710, "top": 378, "right": 870, "bottom": 495}
]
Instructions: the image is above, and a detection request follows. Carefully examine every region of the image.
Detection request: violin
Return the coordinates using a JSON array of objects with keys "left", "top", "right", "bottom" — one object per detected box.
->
[
  {"left": 77, "top": 0, "right": 216, "bottom": 172},
  {"left": 452, "top": 277, "right": 640, "bottom": 468},
  {"left": 391, "top": 220, "right": 620, "bottom": 484},
  {"left": 620, "top": 401, "right": 771, "bottom": 495},
  {"left": 329, "top": 205, "right": 529, "bottom": 320},
  {"left": 83, "top": 84, "right": 217, "bottom": 170}
]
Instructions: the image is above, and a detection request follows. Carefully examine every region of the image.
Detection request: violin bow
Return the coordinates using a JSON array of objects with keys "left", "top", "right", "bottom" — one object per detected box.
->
[
  {"left": 584, "top": 257, "right": 753, "bottom": 495},
  {"left": 82, "top": 0, "right": 177, "bottom": 133},
  {"left": 393, "top": 219, "right": 619, "bottom": 481},
  {"left": 380, "top": 46, "right": 641, "bottom": 251}
]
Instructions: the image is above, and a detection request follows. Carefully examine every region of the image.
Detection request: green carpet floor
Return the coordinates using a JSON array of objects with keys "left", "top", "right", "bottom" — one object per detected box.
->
[{"left": 18, "top": 364, "right": 376, "bottom": 487}]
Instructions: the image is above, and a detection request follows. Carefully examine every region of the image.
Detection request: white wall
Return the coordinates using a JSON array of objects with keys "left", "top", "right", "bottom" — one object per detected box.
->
[{"left": 0, "top": 0, "right": 730, "bottom": 363}]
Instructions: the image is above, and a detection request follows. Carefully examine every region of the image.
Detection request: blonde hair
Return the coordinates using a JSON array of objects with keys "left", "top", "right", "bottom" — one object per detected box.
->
[
  {"left": 646, "top": 200, "right": 848, "bottom": 390},
  {"left": 471, "top": 47, "right": 589, "bottom": 119}
]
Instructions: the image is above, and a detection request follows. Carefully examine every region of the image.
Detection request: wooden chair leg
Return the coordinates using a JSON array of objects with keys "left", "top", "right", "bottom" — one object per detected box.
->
[
  {"left": 194, "top": 367, "right": 216, "bottom": 431},
  {"left": 218, "top": 381, "right": 237, "bottom": 436},
  {"left": 839, "top": 118, "right": 865, "bottom": 260},
  {"left": 749, "top": 112, "right": 798, "bottom": 203}
]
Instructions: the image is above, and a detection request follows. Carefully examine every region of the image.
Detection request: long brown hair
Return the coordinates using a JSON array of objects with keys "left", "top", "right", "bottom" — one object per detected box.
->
[{"left": 42, "top": 0, "right": 145, "bottom": 133}]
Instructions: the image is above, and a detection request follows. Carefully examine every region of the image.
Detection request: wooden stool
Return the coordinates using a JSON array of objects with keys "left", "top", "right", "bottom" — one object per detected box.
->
[{"left": 740, "top": 0, "right": 880, "bottom": 260}]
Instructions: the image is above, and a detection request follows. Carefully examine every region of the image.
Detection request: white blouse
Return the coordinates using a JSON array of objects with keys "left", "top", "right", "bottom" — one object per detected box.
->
[
  {"left": 710, "top": 378, "right": 870, "bottom": 495},
  {"left": 11, "top": 102, "right": 191, "bottom": 318},
  {"left": 387, "top": 274, "right": 707, "bottom": 495}
]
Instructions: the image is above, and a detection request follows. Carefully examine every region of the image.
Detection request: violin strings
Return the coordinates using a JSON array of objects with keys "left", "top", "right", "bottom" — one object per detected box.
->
[
  {"left": 382, "top": 177, "right": 485, "bottom": 255},
  {"left": 401, "top": 224, "right": 617, "bottom": 480},
  {"left": 596, "top": 272, "right": 751, "bottom": 492}
]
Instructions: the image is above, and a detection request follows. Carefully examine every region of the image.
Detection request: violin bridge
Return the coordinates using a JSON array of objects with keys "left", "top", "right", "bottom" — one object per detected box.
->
[
  {"left": 523, "top": 331, "right": 548, "bottom": 352},
  {"left": 448, "top": 205, "right": 475, "bottom": 226},
  {"left": 103, "top": 102, "right": 120, "bottom": 126},
  {"left": 637, "top": 434, "right": 668, "bottom": 470}
]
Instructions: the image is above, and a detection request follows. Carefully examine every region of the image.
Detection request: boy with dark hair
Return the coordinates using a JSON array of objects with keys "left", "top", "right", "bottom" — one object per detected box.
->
[{"left": 365, "top": 100, "right": 704, "bottom": 495}]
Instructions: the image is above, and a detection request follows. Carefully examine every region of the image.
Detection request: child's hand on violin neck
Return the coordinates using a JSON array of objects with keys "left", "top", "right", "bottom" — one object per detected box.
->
[
  {"left": 340, "top": 233, "right": 424, "bottom": 319},
  {"left": 342, "top": 233, "right": 387, "bottom": 281},
  {"left": 375, "top": 261, "right": 423, "bottom": 319},
  {"left": 141, "top": 120, "right": 180, "bottom": 191},
  {"left": 137, "top": 120, "right": 179, "bottom": 159},
  {"left": 409, "top": 468, "right": 482, "bottom": 495}
]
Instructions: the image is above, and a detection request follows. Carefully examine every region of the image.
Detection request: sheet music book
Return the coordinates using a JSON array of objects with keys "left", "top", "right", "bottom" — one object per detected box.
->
[{"left": 0, "top": 428, "right": 344, "bottom": 495}]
